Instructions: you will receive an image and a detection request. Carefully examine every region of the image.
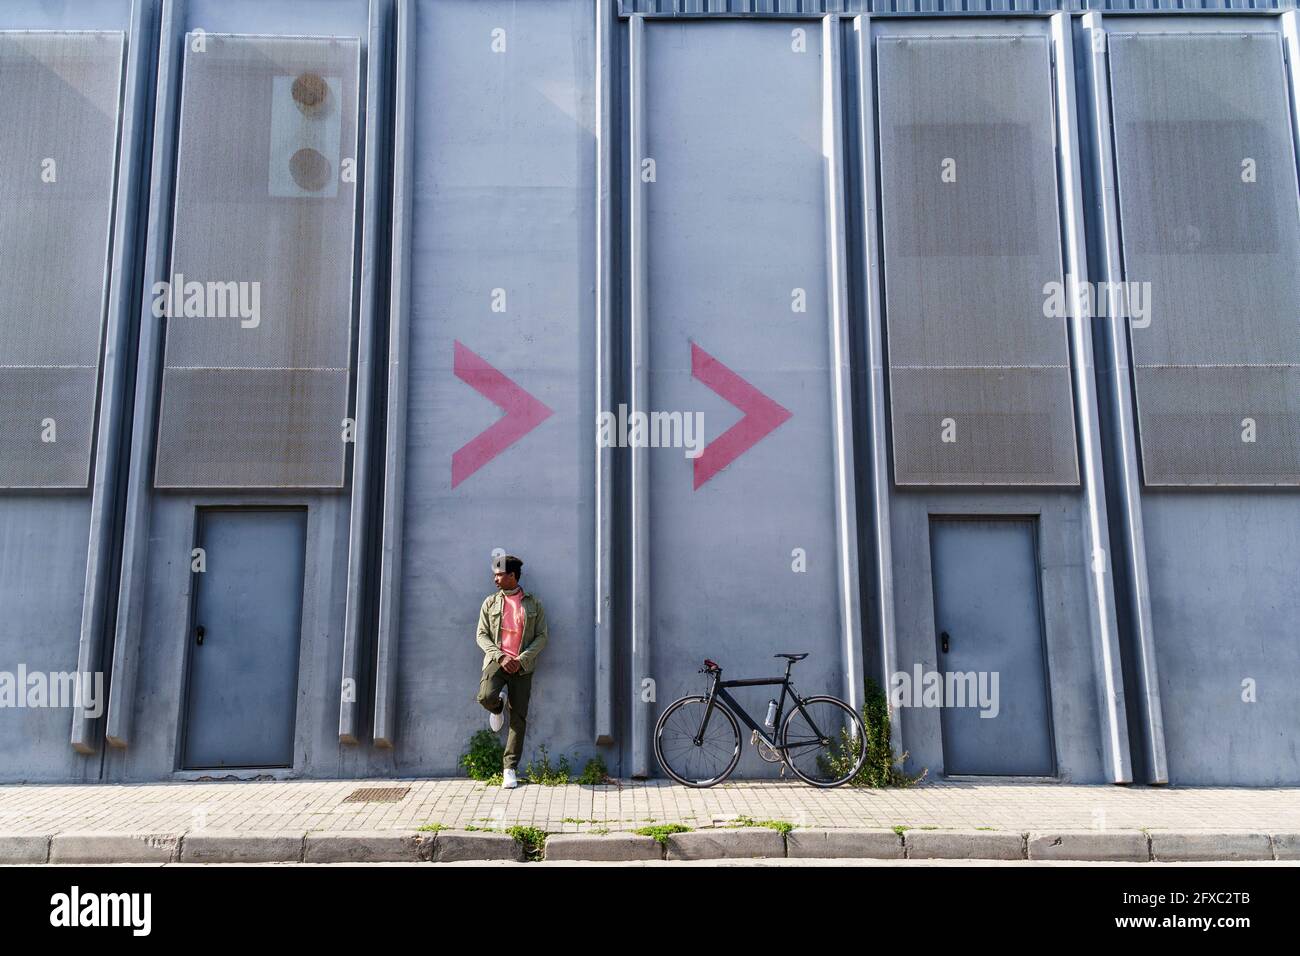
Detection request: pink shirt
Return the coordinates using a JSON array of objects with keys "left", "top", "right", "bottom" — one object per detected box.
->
[{"left": 500, "top": 589, "right": 526, "bottom": 659}]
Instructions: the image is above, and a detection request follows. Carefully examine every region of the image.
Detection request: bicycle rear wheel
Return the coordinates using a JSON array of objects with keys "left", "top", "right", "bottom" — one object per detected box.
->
[
  {"left": 780, "top": 695, "right": 867, "bottom": 787},
  {"left": 654, "top": 696, "right": 742, "bottom": 788}
]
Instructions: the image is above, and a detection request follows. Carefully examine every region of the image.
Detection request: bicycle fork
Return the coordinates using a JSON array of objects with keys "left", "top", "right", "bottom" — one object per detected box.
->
[{"left": 693, "top": 690, "right": 719, "bottom": 747}]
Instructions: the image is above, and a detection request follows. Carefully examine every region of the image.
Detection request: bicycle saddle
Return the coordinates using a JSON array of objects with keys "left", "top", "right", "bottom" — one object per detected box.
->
[{"left": 774, "top": 653, "right": 809, "bottom": 662}]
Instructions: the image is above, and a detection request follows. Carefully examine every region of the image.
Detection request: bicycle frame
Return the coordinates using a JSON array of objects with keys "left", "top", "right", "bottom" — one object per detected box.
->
[{"left": 693, "top": 666, "right": 832, "bottom": 755}]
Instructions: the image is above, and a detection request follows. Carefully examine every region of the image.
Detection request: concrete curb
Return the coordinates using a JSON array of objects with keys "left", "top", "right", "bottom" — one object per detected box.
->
[
  {"left": 787, "top": 828, "right": 905, "bottom": 859},
  {"left": 303, "top": 831, "right": 431, "bottom": 864},
  {"left": 182, "top": 831, "right": 307, "bottom": 864},
  {"left": 665, "top": 828, "right": 786, "bottom": 860},
  {"left": 50, "top": 832, "right": 182, "bottom": 864},
  {"left": 431, "top": 831, "right": 525, "bottom": 862},
  {"left": 0, "top": 833, "right": 52, "bottom": 864},
  {"left": 1269, "top": 832, "right": 1300, "bottom": 861},
  {"left": 1148, "top": 831, "right": 1273, "bottom": 862},
  {"left": 11, "top": 827, "right": 1300, "bottom": 863},
  {"left": 545, "top": 833, "right": 662, "bottom": 861},
  {"left": 904, "top": 829, "right": 1026, "bottom": 860},
  {"left": 1027, "top": 830, "right": 1150, "bottom": 862}
]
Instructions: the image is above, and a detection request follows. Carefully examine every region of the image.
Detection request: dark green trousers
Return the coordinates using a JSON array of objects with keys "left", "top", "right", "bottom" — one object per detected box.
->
[{"left": 477, "top": 660, "right": 532, "bottom": 771}]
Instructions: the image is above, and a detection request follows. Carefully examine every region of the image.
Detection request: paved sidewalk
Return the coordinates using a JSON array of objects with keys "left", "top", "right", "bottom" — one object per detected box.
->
[{"left": 1, "top": 778, "right": 1298, "bottom": 835}]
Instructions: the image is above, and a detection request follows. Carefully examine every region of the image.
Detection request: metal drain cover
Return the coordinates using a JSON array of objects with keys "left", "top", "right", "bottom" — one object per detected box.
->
[{"left": 342, "top": 786, "right": 411, "bottom": 804}]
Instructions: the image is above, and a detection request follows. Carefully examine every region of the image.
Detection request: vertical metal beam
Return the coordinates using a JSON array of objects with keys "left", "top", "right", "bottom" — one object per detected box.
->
[
  {"left": 1051, "top": 11, "right": 1132, "bottom": 785},
  {"left": 628, "top": 13, "right": 651, "bottom": 777},
  {"left": 821, "top": 16, "right": 866, "bottom": 714},
  {"left": 850, "top": 15, "right": 903, "bottom": 757},
  {"left": 71, "top": 0, "right": 156, "bottom": 754},
  {"left": 594, "top": 0, "right": 616, "bottom": 746},
  {"left": 339, "top": 0, "right": 391, "bottom": 746},
  {"left": 106, "top": 0, "right": 186, "bottom": 748},
  {"left": 1284, "top": 13, "right": 1300, "bottom": 191},
  {"left": 1079, "top": 11, "right": 1168, "bottom": 784},
  {"left": 372, "top": 0, "right": 415, "bottom": 748}
]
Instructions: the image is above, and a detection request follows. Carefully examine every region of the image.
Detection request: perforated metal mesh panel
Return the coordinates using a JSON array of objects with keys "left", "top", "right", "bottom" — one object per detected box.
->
[
  {"left": 0, "top": 32, "right": 125, "bottom": 489},
  {"left": 0, "top": 368, "right": 100, "bottom": 488},
  {"left": 1132, "top": 367, "right": 1300, "bottom": 483},
  {"left": 154, "top": 34, "right": 361, "bottom": 489},
  {"left": 891, "top": 367, "right": 1081, "bottom": 485},
  {"left": 1108, "top": 32, "right": 1300, "bottom": 486},
  {"left": 155, "top": 368, "right": 349, "bottom": 488},
  {"left": 877, "top": 35, "right": 1079, "bottom": 486}
]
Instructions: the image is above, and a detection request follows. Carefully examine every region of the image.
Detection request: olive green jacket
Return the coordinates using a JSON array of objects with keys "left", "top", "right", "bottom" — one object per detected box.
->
[{"left": 475, "top": 588, "right": 549, "bottom": 675}]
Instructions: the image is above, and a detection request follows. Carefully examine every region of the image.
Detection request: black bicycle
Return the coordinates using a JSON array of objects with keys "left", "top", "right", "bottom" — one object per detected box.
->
[{"left": 654, "top": 653, "right": 868, "bottom": 788}]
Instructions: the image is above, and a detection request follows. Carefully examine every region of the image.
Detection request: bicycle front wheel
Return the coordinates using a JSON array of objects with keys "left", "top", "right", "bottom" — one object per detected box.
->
[
  {"left": 654, "top": 696, "right": 741, "bottom": 788},
  {"left": 780, "top": 695, "right": 867, "bottom": 788}
]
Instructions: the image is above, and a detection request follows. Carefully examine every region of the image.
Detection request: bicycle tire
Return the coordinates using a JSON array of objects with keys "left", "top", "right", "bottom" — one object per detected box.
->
[
  {"left": 653, "top": 695, "right": 742, "bottom": 788},
  {"left": 780, "top": 695, "right": 867, "bottom": 788}
]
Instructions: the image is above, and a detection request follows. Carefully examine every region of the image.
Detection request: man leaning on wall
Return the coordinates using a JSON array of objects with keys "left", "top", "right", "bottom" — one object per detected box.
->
[{"left": 475, "top": 553, "right": 549, "bottom": 789}]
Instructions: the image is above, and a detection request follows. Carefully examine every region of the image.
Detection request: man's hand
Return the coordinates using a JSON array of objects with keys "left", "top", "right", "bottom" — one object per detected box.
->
[{"left": 502, "top": 657, "right": 521, "bottom": 674}]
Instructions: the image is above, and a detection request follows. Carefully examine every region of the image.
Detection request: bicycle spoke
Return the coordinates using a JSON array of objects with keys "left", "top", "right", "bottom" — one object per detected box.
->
[
  {"left": 654, "top": 697, "right": 740, "bottom": 786},
  {"left": 782, "top": 740, "right": 824, "bottom": 754},
  {"left": 781, "top": 697, "right": 866, "bottom": 787}
]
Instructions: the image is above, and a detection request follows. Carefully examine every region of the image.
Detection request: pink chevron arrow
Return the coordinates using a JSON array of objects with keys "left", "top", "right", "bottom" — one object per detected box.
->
[
  {"left": 691, "top": 341, "right": 793, "bottom": 490},
  {"left": 451, "top": 340, "right": 554, "bottom": 489}
]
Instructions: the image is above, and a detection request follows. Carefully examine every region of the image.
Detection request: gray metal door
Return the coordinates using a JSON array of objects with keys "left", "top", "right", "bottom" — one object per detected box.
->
[
  {"left": 182, "top": 509, "right": 307, "bottom": 769},
  {"left": 929, "top": 518, "right": 1055, "bottom": 776}
]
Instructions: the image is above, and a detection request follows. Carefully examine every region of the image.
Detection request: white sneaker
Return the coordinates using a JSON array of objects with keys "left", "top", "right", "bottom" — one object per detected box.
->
[
  {"left": 489, "top": 686, "right": 508, "bottom": 732},
  {"left": 502, "top": 768, "right": 518, "bottom": 789}
]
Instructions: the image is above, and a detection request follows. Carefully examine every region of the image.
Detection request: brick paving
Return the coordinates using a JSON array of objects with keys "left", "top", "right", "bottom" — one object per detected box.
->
[{"left": 1, "top": 778, "right": 1298, "bottom": 836}]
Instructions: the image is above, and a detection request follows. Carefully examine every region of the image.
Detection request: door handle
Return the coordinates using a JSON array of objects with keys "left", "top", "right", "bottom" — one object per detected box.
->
[
  {"left": 196, "top": 625, "right": 205, "bottom": 646},
  {"left": 940, "top": 631, "right": 949, "bottom": 654}
]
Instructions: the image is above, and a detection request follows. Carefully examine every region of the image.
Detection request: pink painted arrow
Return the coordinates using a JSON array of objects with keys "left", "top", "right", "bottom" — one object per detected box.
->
[
  {"left": 452, "top": 340, "right": 554, "bottom": 489},
  {"left": 691, "top": 341, "right": 792, "bottom": 490}
]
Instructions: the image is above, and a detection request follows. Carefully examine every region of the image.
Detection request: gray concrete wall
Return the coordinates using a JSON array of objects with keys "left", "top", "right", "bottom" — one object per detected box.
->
[
  {"left": 0, "top": 499, "right": 100, "bottom": 782},
  {"left": 1142, "top": 495, "right": 1300, "bottom": 785},
  {"left": 1076, "top": 12, "right": 1300, "bottom": 785},
  {"left": 377, "top": 0, "right": 602, "bottom": 776},
  {"left": 0, "top": 0, "right": 150, "bottom": 783},
  {"left": 99, "top": 0, "right": 384, "bottom": 781},
  {"left": 0, "top": 3, "right": 1296, "bottom": 786},
  {"left": 637, "top": 17, "right": 857, "bottom": 779}
]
